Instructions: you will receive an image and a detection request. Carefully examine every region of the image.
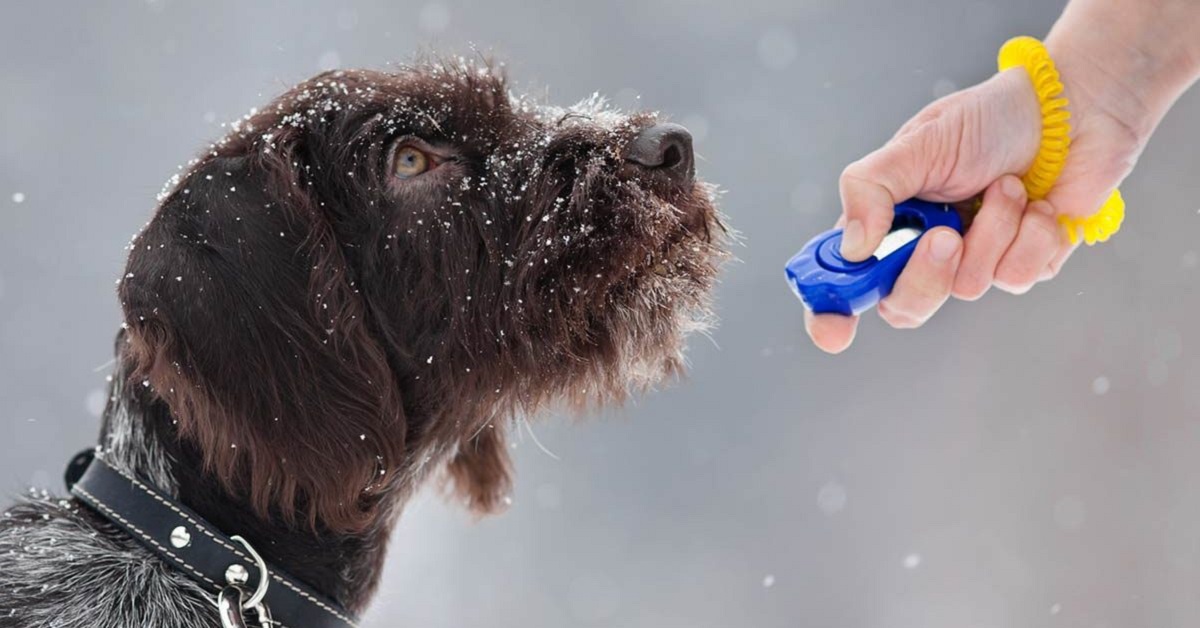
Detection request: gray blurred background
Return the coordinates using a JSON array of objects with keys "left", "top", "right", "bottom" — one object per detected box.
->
[{"left": 3, "top": 0, "right": 1199, "bottom": 626}]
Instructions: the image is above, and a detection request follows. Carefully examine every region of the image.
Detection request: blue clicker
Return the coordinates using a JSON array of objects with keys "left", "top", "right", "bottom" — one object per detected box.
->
[{"left": 785, "top": 198, "right": 965, "bottom": 315}]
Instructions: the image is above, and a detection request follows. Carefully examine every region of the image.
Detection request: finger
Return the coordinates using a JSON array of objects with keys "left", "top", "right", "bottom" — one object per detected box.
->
[
  {"left": 877, "top": 227, "right": 963, "bottom": 328},
  {"left": 994, "top": 200, "right": 1061, "bottom": 294},
  {"left": 1039, "top": 182, "right": 1118, "bottom": 281},
  {"left": 838, "top": 132, "right": 931, "bottom": 262},
  {"left": 1040, "top": 238, "right": 1078, "bottom": 282},
  {"left": 804, "top": 310, "right": 859, "bottom": 354},
  {"left": 951, "top": 175, "right": 1026, "bottom": 301}
]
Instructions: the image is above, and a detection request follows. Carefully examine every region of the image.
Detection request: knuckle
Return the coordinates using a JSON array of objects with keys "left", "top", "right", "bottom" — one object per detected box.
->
[
  {"left": 839, "top": 161, "right": 870, "bottom": 189},
  {"left": 1030, "top": 217, "right": 1060, "bottom": 244},
  {"left": 901, "top": 273, "right": 948, "bottom": 305},
  {"left": 984, "top": 200, "right": 1024, "bottom": 233},
  {"left": 1024, "top": 207, "right": 1061, "bottom": 242},
  {"left": 951, "top": 258, "right": 996, "bottom": 301},
  {"left": 913, "top": 103, "right": 947, "bottom": 125}
]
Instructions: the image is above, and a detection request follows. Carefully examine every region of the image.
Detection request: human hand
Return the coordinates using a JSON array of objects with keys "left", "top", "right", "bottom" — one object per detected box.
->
[{"left": 805, "top": 51, "right": 1144, "bottom": 354}]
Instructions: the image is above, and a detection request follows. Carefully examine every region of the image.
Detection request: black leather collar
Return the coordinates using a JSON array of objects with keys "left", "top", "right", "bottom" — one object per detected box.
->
[{"left": 65, "top": 449, "right": 361, "bottom": 628}]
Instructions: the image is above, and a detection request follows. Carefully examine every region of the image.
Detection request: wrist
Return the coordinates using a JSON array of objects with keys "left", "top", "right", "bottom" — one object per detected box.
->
[{"left": 1045, "top": 0, "right": 1200, "bottom": 146}]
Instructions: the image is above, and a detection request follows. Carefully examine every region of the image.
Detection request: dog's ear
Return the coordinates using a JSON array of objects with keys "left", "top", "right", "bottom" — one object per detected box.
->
[
  {"left": 119, "top": 141, "right": 404, "bottom": 532},
  {"left": 445, "top": 424, "right": 513, "bottom": 515}
]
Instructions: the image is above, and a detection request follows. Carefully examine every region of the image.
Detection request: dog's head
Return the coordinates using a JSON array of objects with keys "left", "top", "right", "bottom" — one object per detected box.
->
[{"left": 119, "top": 62, "right": 726, "bottom": 531}]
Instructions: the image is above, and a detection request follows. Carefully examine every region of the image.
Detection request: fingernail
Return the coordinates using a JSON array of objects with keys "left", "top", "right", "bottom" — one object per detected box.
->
[
  {"left": 1000, "top": 176, "right": 1024, "bottom": 200},
  {"left": 929, "top": 230, "right": 960, "bottom": 262},
  {"left": 841, "top": 220, "right": 864, "bottom": 257}
]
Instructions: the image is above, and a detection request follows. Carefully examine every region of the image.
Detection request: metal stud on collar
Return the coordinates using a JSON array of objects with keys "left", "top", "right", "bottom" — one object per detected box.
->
[
  {"left": 216, "top": 535, "right": 273, "bottom": 628},
  {"left": 69, "top": 451, "right": 356, "bottom": 627},
  {"left": 226, "top": 564, "right": 250, "bottom": 586},
  {"left": 229, "top": 535, "right": 270, "bottom": 610},
  {"left": 169, "top": 525, "right": 191, "bottom": 549}
]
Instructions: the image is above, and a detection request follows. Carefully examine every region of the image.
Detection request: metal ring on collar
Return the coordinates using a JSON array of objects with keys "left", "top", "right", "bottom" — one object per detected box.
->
[{"left": 230, "top": 535, "right": 271, "bottom": 610}]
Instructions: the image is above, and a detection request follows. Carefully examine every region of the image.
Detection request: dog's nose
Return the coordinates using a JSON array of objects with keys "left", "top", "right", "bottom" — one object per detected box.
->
[{"left": 625, "top": 123, "right": 695, "bottom": 183}]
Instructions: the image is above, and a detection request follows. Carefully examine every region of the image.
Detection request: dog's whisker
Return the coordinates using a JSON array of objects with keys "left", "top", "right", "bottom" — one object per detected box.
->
[
  {"left": 92, "top": 357, "right": 116, "bottom": 373},
  {"left": 520, "top": 415, "right": 561, "bottom": 461},
  {"left": 2, "top": 58, "right": 728, "bottom": 624}
]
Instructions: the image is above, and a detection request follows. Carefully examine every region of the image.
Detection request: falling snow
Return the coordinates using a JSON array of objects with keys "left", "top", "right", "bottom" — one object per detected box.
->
[
  {"left": 610, "top": 87, "right": 641, "bottom": 111},
  {"left": 816, "top": 481, "right": 847, "bottom": 515},
  {"left": 0, "top": 8, "right": 1196, "bottom": 628},
  {"left": 1154, "top": 328, "right": 1183, "bottom": 361}
]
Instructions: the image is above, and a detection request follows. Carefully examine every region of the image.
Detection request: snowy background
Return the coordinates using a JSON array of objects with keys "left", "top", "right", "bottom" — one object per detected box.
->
[{"left": 3, "top": 0, "right": 1200, "bottom": 626}]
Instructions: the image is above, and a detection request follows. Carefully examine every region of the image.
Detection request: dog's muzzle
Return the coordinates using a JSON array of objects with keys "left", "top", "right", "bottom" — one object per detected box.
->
[{"left": 625, "top": 123, "right": 695, "bottom": 184}]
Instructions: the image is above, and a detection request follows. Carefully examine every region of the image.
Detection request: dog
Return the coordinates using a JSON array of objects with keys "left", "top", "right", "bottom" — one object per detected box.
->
[{"left": 0, "top": 61, "right": 726, "bottom": 626}]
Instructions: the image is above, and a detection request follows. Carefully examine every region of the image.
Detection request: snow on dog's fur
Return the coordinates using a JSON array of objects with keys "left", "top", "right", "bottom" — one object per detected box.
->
[{"left": 0, "top": 60, "right": 727, "bottom": 625}]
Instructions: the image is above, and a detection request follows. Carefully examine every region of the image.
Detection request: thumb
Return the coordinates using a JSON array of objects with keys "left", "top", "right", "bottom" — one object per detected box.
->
[{"left": 838, "top": 131, "right": 934, "bottom": 261}]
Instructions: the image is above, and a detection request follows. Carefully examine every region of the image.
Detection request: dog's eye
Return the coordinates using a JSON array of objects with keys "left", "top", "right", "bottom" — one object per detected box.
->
[{"left": 393, "top": 146, "right": 431, "bottom": 179}]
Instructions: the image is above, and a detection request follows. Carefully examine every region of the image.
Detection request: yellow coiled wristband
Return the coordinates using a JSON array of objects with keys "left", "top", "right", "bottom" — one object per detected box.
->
[{"left": 997, "top": 36, "right": 1125, "bottom": 245}]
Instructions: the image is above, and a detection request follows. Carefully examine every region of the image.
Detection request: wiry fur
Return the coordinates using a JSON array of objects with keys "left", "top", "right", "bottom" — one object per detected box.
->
[
  {"left": 0, "top": 60, "right": 726, "bottom": 626},
  {"left": 0, "top": 497, "right": 215, "bottom": 627}
]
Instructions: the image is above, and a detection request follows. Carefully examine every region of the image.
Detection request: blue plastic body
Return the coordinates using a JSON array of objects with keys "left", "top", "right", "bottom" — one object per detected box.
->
[{"left": 785, "top": 198, "right": 964, "bottom": 315}]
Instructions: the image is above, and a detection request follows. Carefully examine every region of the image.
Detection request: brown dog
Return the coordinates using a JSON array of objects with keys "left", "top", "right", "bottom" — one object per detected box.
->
[{"left": 0, "top": 61, "right": 726, "bottom": 625}]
